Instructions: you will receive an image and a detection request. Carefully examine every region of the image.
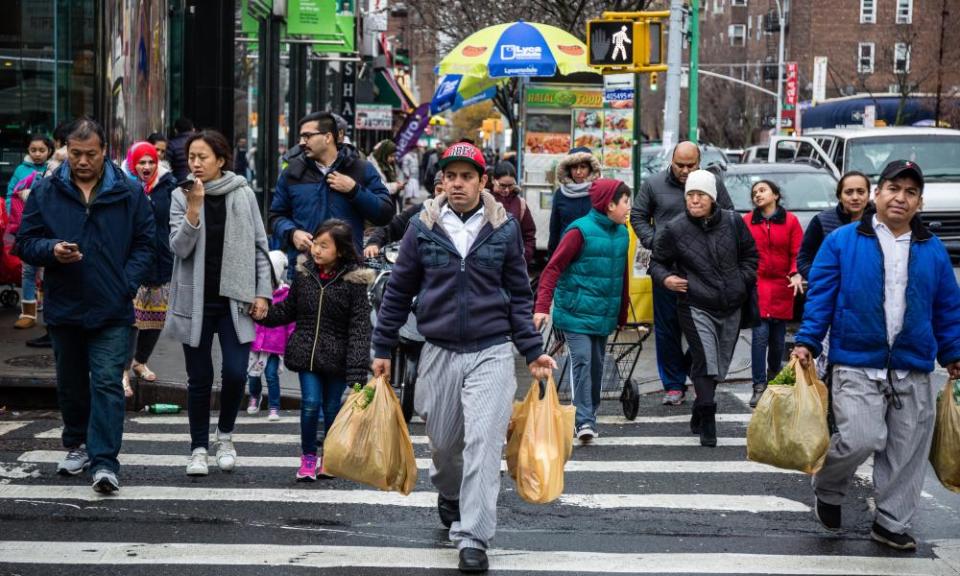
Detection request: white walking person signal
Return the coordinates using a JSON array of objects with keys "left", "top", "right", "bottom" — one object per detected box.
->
[{"left": 612, "top": 25, "right": 632, "bottom": 61}]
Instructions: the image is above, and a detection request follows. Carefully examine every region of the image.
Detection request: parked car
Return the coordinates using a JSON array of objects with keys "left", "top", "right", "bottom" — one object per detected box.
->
[
  {"left": 722, "top": 163, "right": 838, "bottom": 231},
  {"left": 640, "top": 143, "right": 728, "bottom": 181},
  {"left": 770, "top": 127, "right": 960, "bottom": 262}
]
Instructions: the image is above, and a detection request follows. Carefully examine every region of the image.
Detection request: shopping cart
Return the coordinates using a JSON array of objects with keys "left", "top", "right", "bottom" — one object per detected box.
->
[{"left": 545, "top": 309, "right": 651, "bottom": 420}]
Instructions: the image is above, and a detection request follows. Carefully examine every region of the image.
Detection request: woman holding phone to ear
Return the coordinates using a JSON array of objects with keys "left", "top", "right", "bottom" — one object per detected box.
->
[{"left": 166, "top": 129, "right": 273, "bottom": 477}]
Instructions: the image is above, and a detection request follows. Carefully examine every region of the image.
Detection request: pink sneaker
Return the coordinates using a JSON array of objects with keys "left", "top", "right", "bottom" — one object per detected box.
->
[
  {"left": 268, "top": 408, "right": 280, "bottom": 421},
  {"left": 296, "top": 453, "right": 318, "bottom": 482}
]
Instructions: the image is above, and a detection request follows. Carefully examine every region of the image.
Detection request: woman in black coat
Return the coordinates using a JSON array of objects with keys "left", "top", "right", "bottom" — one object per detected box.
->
[{"left": 650, "top": 170, "right": 758, "bottom": 448}]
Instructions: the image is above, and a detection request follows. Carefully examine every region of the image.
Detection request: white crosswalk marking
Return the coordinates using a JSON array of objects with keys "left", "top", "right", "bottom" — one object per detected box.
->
[
  {"left": 0, "top": 421, "right": 31, "bottom": 437},
  {"left": 0, "top": 541, "right": 956, "bottom": 575},
  {"left": 5, "top": 386, "right": 956, "bottom": 575}
]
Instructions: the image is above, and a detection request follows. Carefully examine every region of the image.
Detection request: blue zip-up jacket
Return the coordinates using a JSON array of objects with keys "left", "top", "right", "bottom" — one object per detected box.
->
[
  {"left": 372, "top": 191, "right": 544, "bottom": 364},
  {"left": 144, "top": 171, "right": 177, "bottom": 286},
  {"left": 15, "top": 161, "right": 156, "bottom": 329},
  {"left": 795, "top": 213, "right": 960, "bottom": 372},
  {"left": 269, "top": 144, "right": 393, "bottom": 269}
]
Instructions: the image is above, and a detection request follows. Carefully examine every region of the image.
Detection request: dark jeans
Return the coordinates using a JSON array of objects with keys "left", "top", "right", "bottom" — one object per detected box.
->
[
  {"left": 565, "top": 331, "right": 608, "bottom": 429},
  {"left": 652, "top": 281, "right": 688, "bottom": 392},
  {"left": 751, "top": 319, "right": 787, "bottom": 387},
  {"left": 248, "top": 354, "right": 282, "bottom": 410},
  {"left": 182, "top": 309, "right": 251, "bottom": 450},
  {"left": 299, "top": 371, "right": 347, "bottom": 455},
  {"left": 49, "top": 324, "right": 130, "bottom": 475}
]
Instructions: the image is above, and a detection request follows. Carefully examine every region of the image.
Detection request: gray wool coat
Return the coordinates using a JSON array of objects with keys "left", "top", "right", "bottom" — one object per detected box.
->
[{"left": 165, "top": 177, "right": 272, "bottom": 348}]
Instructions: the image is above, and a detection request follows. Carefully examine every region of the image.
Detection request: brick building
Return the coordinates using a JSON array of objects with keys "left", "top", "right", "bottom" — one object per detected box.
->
[{"left": 641, "top": 0, "right": 959, "bottom": 147}]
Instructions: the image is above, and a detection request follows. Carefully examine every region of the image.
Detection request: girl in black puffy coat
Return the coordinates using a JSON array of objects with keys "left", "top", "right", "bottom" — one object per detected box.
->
[{"left": 259, "top": 219, "right": 373, "bottom": 481}]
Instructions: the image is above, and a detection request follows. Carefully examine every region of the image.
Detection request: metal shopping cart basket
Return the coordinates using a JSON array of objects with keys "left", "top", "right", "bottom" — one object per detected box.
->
[{"left": 545, "top": 312, "right": 651, "bottom": 421}]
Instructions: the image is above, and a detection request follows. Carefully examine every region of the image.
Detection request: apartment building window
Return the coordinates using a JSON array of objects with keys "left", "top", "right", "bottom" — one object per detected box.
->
[
  {"left": 896, "top": 0, "right": 913, "bottom": 24},
  {"left": 858, "top": 42, "right": 875, "bottom": 73},
  {"left": 732, "top": 0, "right": 747, "bottom": 5},
  {"left": 894, "top": 43, "right": 911, "bottom": 73},
  {"left": 729, "top": 24, "right": 746, "bottom": 46},
  {"left": 860, "top": 0, "right": 876, "bottom": 23}
]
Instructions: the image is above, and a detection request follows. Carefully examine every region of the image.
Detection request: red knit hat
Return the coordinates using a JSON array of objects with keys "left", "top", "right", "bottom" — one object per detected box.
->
[{"left": 589, "top": 178, "right": 628, "bottom": 212}]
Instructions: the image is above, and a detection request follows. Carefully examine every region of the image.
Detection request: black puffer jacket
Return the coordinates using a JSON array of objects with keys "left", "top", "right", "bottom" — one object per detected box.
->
[
  {"left": 260, "top": 257, "right": 373, "bottom": 384},
  {"left": 649, "top": 207, "right": 758, "bottom": 315}
]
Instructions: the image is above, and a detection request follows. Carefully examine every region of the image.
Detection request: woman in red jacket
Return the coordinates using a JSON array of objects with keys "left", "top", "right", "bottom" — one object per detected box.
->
[{"left": 743, "top": 180, "right": 802, "bottom": 407}]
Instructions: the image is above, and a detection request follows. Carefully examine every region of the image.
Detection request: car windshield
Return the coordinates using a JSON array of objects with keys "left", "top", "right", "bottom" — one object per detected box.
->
[
  {"left": 725, "top": 170, "right": 838, "bottom": 212},
  {"left": 845, "top": 135, "right": 960, "bottom": 181}
]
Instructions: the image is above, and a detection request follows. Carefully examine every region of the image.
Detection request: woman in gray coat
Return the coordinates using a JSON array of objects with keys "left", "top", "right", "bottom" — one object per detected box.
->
[{"left": 166, "top": 130, "right": 272, "bottom": 477}]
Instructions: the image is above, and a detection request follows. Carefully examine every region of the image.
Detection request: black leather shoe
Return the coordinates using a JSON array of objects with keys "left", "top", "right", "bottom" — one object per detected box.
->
[
  {"left": 870, "top": 522, "right": 916, "bottom": 551},
  {"left": 26, "top": 331, "right": 52, "bottom": 348},
  {"left": 749, "top": 384, "right": 766, "bottom": 408},
  {"left": 438, "top": 494, "right": 460, "bottom": 528},
  {"left": 699, "top": 404, "right": 717, "bottom": 447},
  {"left": 814, "top": 497, "right": 841, "bottom": 531},
  {"left": 458, "top": 547, "right": 489, "bottom": 573}
]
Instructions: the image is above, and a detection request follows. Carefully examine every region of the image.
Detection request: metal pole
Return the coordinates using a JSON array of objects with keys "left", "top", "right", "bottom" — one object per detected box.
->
[
  {"left": 687, "top": 0, "right": 700, "bottom": 143},
  {"left": 633, "top": 72, "right": 642, "bottom": 192},
  {"left": 774, "top": 0, "right": 784, "bottom": 136},
  {"left": 662, "top": 0, "right": 684, "bottom": 150}
]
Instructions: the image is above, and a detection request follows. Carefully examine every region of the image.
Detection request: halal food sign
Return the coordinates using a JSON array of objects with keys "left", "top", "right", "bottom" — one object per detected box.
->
[{"left": 526, "top": 86, "right": 603, "bottom": 109}]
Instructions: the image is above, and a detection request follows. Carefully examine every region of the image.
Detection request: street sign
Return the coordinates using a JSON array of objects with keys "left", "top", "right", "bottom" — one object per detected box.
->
[
  {"left": 785, "top": 62, "right": 798, "bottom": 107},
  {"left": 588, "top": 20, "right": 635, "bottom": 66},
  {"left": 812, "top": 56, "right": 828, "bottom": 102},
  {"left": 603, "top": 73, "right": 635, "bottom": 102}
]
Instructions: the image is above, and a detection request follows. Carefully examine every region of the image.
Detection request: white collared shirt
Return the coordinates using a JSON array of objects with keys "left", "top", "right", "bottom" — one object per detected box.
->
[
  {"left": 440, "top": 203, "right": 486, "bottom": 258},
  {"left": 861, "top": 215, "right": 911, "bottom": 382}
]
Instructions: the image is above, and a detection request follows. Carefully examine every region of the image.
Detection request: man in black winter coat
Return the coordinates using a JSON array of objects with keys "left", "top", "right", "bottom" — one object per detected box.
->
[{"left": 630, "top": 141, "right": 735, "bottom": 406}]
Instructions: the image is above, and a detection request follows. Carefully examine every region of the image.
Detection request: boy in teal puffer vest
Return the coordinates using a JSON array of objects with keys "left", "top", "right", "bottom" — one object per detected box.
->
[{"left": 535, "top": 178, "right": 631, "bottom": 443}]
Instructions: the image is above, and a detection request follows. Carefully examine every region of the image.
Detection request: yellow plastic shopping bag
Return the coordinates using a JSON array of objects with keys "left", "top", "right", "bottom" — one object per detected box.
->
[
  {"left": 322, "top": 376, "right": 418, "bottom": 494},
  {"left": 929, "top": 379, "right": 960, "bottom": 493},
  {"left": 505, "top": 376, "right": 575, "bottom": 504},
  {"left": 747, "top": 357, "right": 830, "bottom": 475}
]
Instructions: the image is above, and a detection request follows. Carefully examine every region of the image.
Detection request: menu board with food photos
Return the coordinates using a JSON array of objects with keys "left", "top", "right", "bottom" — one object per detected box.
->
[
  {"left": 602, "top": 109, "right": 633, "bottom": 170},
  {"left": 572, "top": 109, "right": 604, "bottom": 159}
]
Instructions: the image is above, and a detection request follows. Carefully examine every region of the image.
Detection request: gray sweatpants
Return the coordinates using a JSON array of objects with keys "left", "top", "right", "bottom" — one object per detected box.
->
[
  {"left": 414, "top": 341, "right": 517, "bottom": 551},
  {"left": 813, "top": 366, "right": 937, "bottom": 534}
]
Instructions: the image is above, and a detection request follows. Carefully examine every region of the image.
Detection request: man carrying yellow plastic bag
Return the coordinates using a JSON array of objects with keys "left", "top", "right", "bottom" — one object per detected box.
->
[
  {"left": 371, "top": 143, "right": 556, "bottom": 574},
  {"left": 792, "top": 160, "right": 960, "bottom": 552}
]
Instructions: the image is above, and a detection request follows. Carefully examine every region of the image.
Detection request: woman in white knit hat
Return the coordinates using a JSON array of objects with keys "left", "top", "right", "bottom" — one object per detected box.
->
[{"left": 649, "top": 169, "right": 759, "bottom": 447}]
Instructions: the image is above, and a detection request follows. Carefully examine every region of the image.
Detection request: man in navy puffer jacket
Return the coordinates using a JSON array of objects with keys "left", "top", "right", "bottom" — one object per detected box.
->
[
  {"left": 17, "top": 118, "right": 155, "bottom": 494},
  {"left": 793, "top": 160, "right": 960, "bottom": 552}
]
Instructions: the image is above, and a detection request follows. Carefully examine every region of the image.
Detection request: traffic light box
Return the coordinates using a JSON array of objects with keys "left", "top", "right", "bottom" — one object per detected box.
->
[{"left": 587, "top": 17, "right": 667, "bottom": 73}]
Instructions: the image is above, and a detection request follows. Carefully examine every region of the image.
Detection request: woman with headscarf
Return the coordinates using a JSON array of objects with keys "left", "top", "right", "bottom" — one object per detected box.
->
[
  {"left": 123, "top": 141, "right": 178, "bottom": 396},
  {"left": 548, "top": 147, "right": 601, "bottom": 257},
  {"left": 368, "top": 140, "right": 403, "bottom": 214}
]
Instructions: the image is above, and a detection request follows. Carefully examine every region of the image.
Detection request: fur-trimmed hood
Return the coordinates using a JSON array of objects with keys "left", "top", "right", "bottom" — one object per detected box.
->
[
  {"left": 417, "top": 190, "right": 509, "bottom": 230},
  {"left": 295, "top": 254, "right": 376, "bottom": 285},
  {"left": 556, "top": 150, "right": 601, "bottom": 186}
]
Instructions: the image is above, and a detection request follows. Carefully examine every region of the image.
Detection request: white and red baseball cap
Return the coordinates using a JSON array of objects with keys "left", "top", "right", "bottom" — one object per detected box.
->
[{"left": 438, "top": 142, "right": 487, "bottom": 174}]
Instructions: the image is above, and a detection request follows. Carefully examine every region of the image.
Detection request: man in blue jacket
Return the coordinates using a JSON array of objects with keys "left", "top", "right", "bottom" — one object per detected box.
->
[
  {"left": 269, "top": 111, "right": 392, "bottom": 271},
  {"left": 371, "top": 142, "right": 555, "bottom": 574},
  {"left": 16, "top": 117, "right": 155, "bottom": 494},
  {"left": 793, "top": 160, "right": 960, "bottom": 551}
]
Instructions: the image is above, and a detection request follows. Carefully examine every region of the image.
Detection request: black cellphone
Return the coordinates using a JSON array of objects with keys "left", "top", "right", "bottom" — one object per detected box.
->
[{"left": 177, "top": 179, "right": 195, "bottom": 192}]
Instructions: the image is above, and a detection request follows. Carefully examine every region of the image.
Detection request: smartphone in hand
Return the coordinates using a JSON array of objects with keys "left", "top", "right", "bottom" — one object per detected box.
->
[{"left": 176, "top": 179, "right": 195, "bottom": 192}]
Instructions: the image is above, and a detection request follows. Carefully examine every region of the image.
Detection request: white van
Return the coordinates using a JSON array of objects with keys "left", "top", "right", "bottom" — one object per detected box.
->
[{"left": 767, "top": 127, "right": 960, "bottom": 263}]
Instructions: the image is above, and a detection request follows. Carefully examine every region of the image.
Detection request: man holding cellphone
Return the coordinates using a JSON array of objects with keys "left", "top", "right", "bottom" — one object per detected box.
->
[{"left": 16, "top": 117, "right": 155, "bottom": 494}]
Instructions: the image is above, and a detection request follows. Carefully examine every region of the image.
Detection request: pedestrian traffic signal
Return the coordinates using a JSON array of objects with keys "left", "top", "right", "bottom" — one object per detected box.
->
[{"left": 587, "top": 18, "right": 668, "bottom": 72}]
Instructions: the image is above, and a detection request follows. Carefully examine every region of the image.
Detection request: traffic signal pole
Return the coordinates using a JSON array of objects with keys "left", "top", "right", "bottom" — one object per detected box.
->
[
  {"left": 688, "top": 0, "right": 700, "bottom": 143},
  {"left": 662, "top": 0, "right": 684, "bottom": 151}
]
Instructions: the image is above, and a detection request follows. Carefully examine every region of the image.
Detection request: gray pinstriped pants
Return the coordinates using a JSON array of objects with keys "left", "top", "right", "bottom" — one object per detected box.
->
[
  {"left": 414, "top": 341, "right": 517, "bottom": 551},
  {"left": 813, "top": 366, "right": 937, "bottom": 534}
]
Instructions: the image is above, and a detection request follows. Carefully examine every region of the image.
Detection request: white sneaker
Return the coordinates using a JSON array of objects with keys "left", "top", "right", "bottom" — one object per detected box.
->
[
  {"left": 246, "top": 396, "right": 260, "bottom": 415},
  {"left": 268, "top": 408, "right": 280, "bottom": 421},
  {"left": 216, "top": 430, "right": 237, "bottom": 472},
  {"left": 57, "top": 444, "right": 90, "bottom": 476},
  {"left": 92, "top": 469, "right": 120, "bottom": 494},
  {"left": 186, "top": 447, "right": 209, "bottom": 476}
]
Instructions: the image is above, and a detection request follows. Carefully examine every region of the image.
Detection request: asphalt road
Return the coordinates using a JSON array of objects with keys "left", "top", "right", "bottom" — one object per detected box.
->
[{"left": 1, "top": 379, "right": 959, "bottom": 575}]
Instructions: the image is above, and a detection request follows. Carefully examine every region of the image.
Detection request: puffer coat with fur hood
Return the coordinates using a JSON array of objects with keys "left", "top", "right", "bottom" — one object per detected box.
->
[{"left": 549, "top": 148, "right": 601, "bottom": 256}]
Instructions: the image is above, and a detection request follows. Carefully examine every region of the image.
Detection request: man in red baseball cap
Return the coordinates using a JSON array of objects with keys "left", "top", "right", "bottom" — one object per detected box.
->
[{"left": 372, "top": 140, "right": 555, "bottom": 573}]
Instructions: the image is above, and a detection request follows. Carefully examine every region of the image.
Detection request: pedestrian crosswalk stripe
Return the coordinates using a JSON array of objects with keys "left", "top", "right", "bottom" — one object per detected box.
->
[
  {"left": 32, "top": 428, "right": 747, "bottom": 447},
  {"left": 0, "top": 421, "right": 31, "bottom": 437},
  {"left": 128, "top": 414, "right": 755, "bottom": 426},
  {"left": 0, "top": 485, "right": 811, "bottom": 513},
  {"left": 0, "top": 541, "right": 954, "bottom": 574},
  {"left": 16, "top": 450, "right": 799, "bottom": 474}
]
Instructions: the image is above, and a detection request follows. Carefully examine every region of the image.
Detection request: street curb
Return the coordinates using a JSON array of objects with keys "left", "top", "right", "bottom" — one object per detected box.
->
[{"left": 0, "top": 375, "right": 303, "bottom": 412}]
